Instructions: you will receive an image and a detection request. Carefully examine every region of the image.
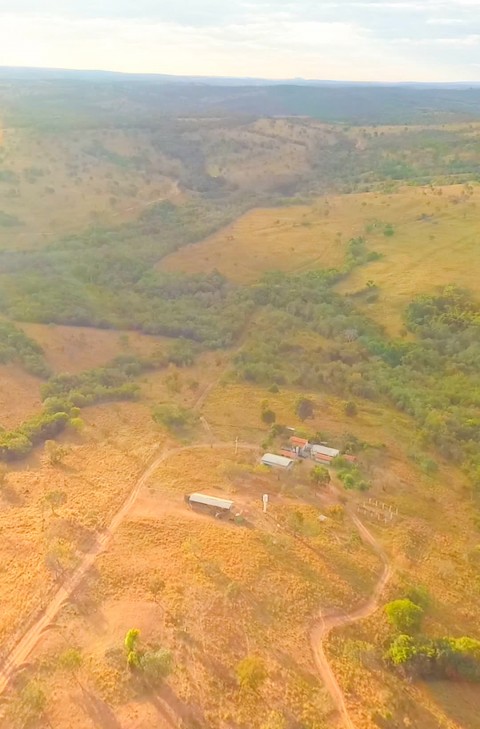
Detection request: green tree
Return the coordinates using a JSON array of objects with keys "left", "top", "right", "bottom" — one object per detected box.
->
[
  {"left": 385, "top": 599, "right": 424, "bottom": 633},
  {"left": 125, "top": 628, "right": 141, "bottom": 669},
  {"left": 386, "top": 634, "right": 418, "bottom": 666},
  {"left": 295, "top": 397, "right": 314, "bottom": 421},
  {"left": 236, "top": 656, "right": 267, "bottom": 691},
  {"left": 310, "top": 465, "right": 331, "bottom": 487},
  {"left": 344, "top": 401, "right": 358, "bottom": 417},
  {"left": 261, "top": 408, "right": 276, "bottom": 425}
]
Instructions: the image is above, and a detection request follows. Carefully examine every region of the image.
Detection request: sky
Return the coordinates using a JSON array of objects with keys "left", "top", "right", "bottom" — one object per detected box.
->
[{"left": 0, "top": 1, "right": 479, "bottom": 82}]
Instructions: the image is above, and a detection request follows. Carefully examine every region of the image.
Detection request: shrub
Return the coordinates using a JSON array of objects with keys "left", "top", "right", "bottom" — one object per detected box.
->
[
  {"left": 141, "top": 649, "right": 173, "bottom": 680},
  {"left": 236, "top": 656, "right": 267, "bottom": 691},
  {"left": 261, "top": 409, "right": 276, "bottom": 425},
  {"left": 344, "top": 400, "right": 358, "bottom": 417},
  {"left": 385, "top": 599, "right": 424, "bottom": 633},
  {"left": 310, "top": 465, "right": 331, "bottom": 486}
]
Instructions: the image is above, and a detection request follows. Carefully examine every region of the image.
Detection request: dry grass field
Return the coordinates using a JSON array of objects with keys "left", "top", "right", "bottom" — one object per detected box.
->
[
  {"left": 0, "top": 126, "right": 181, "bottom": 251},
  {"left": 17, "top": 323, "right": 168, "bottom": 375},
  {"left": 160, "top": 201, "right": 351, "bottom": 283},
  {"left": 335, "top": 183, "right": 480, "bottom": 334},
  {"left": 2, "top": 445, "right": 382, "bottom": 729},
  {"left": 0, "top": 364, "right": 43, "bottom": 428}
]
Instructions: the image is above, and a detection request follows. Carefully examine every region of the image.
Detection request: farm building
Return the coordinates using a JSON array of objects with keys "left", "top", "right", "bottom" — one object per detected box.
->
[
  {"left": 185, "top": 492, "right": 235, "bottom": 518},
  {"left": 280, "top": 448, "right": 298, "bottom": 459},
  {"left": 261, "top": 453, "right": 294, "bottom": 470},
  {"left": 311, "top": 445, "right": 340, "bottom": 459},
  {"left": 290, "top": 436, "right": 309, "bottom": 448}
]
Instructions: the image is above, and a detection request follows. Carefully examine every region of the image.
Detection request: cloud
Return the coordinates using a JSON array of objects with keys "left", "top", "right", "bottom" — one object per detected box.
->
[{"left": 0, "top": 1, "right": 479, "bottom": 81}]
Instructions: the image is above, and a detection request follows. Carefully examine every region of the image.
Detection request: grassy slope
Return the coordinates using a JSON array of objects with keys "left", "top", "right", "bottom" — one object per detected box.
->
[{"left": 162, "top": 183, "right": 480, "bottom": 335}]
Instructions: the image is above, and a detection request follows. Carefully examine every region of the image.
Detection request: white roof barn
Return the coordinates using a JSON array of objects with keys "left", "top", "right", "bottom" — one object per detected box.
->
[
  {"left": 311, "top": 445, "right": 340, "bottom": 459},
  {"left": 261, "top": 453, "right": 294, "bottom": 470},
  {"left": 188, "top": 493, "right": 234, "bottom": 511}
]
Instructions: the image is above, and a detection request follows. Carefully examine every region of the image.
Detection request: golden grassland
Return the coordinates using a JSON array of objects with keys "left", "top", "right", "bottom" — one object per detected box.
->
[
  {"left": 0, "top": 399, "right": 165, "bottom": 651},
  {"left": 5, "top": 444, "right": 381, "bottom": 729},
  {"left": 336, "top": 183, "right": 480, "bottom": 334},
  {"left": 0, "top": 364, "right": 43, "bottom": 428},
  {"left": 0, "top": 347, "right": 228, "bottom": 655},
  {"left": 159, "top": 200, "right": 349, "bottom": 283}
]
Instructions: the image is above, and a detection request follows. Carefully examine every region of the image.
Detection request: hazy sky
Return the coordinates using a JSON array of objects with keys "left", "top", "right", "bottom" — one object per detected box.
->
[{"left": 1, "top": 1, "right": 479, "bottom": 81}]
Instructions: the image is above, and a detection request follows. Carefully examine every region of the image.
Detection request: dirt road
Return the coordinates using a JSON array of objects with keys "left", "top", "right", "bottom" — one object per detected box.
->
[
  {"left": 310, "top": 512, "right": 393, "bottom": 729},
  {"left": 0, "top": 441, "right": 258, "bottom": 695}
]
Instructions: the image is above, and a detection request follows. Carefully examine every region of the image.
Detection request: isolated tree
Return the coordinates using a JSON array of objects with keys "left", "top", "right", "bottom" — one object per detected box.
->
[
  {"left": 385, "top": 599, "right": 424, "bottom": 634},
  {"left": 236, "top": 656, "right": 267, "bottom": 691},
  {"left": 344, "top": 401, "right": 358, "bottom": 417},
  {"left": 45, "top": 489, "right": 67, "bottom": 516},
  {"left": 295, "top": 397, "right": 314, "bottom": 421},
  {"left": 45, "top": 440, "right": 69, "bottom": 466},
  {"left": 125, "top": 628, "right": 141, "bottom": 669},
  {"left": 310, "top": 465, "right": 331, "bottom": 487},
  {"left": 261, "top": 408, "right": 276, "bottom": 425}
]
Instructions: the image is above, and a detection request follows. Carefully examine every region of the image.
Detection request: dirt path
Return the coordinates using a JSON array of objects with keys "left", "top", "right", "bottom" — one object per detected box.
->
[
  {"left": 0, "top": 441, "right": 258, "bottom": 696},
  {"left": 310, "top": 512, "right": 393, "bottom": 729}
]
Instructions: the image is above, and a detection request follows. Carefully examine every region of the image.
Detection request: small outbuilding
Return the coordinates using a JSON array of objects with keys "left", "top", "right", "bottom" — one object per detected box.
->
[
  {"left": 185, "top": 492, "right": 235, "bottom": 518},
  {"left": 261, "top": 453, "right": 294, "bottom": 470}
]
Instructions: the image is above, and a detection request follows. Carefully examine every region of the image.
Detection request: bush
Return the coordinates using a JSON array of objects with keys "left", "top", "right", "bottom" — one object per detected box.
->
[
  {"left": 152, "top": 404, "right": 195, "bottom": 432},
  {"left": 236, "top": 656, "right": 267, "bottom": 691},
  {"left": 385, "top": 599, "right": 424, "bottom": 633},
  {"left": 310, "top": 465, "right": 331, "bottom": 486},
  {"left": 261, "top": 408, "right": 276, "bottom": 425},
  {"left": 344, "top": 400, "right": 358, "bottom": 417},
  {"left": 141, "top": 649, "right": 173, "bottom": 681},
  {"left": 386, "top": 634, "right": 480, "bottom": 681}
]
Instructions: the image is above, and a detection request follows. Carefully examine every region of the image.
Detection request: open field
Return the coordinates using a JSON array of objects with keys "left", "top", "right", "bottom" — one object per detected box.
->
[
  {"left": 335, "top": 183, "right": 480, "bottom": 334},
  {"left": 16, "top": 323, "right": 169, "bottom": 375},
  {"left": 0, "top": 364, "right": 43, "bottom": 428},
  {"left": 1, "top": 444, "right": 382, "bottom": 729},
  {"left": 160, "top": 202, "right": 348, "bottom": 283}
]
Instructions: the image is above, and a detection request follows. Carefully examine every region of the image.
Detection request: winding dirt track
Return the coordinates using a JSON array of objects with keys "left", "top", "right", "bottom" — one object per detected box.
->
[
  {"left": 310, "top": 512, "right": 393, "bottom": 729},
  {"left": 0, "top": 441, "right": 257, "bottom": 696}
]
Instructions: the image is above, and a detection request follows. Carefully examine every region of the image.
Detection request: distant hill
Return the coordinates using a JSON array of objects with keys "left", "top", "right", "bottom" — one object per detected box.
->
[
  {"left": 1, "top": 66, "right": 480, "bottom": 89},
  {"left": 2, "top": 72, "right": 480, "bottom": 125}
]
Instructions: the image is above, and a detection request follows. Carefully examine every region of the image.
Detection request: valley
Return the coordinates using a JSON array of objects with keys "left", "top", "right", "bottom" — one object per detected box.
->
[{"left": 0, "top": 79, "right": 479, "bottom": 729}]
